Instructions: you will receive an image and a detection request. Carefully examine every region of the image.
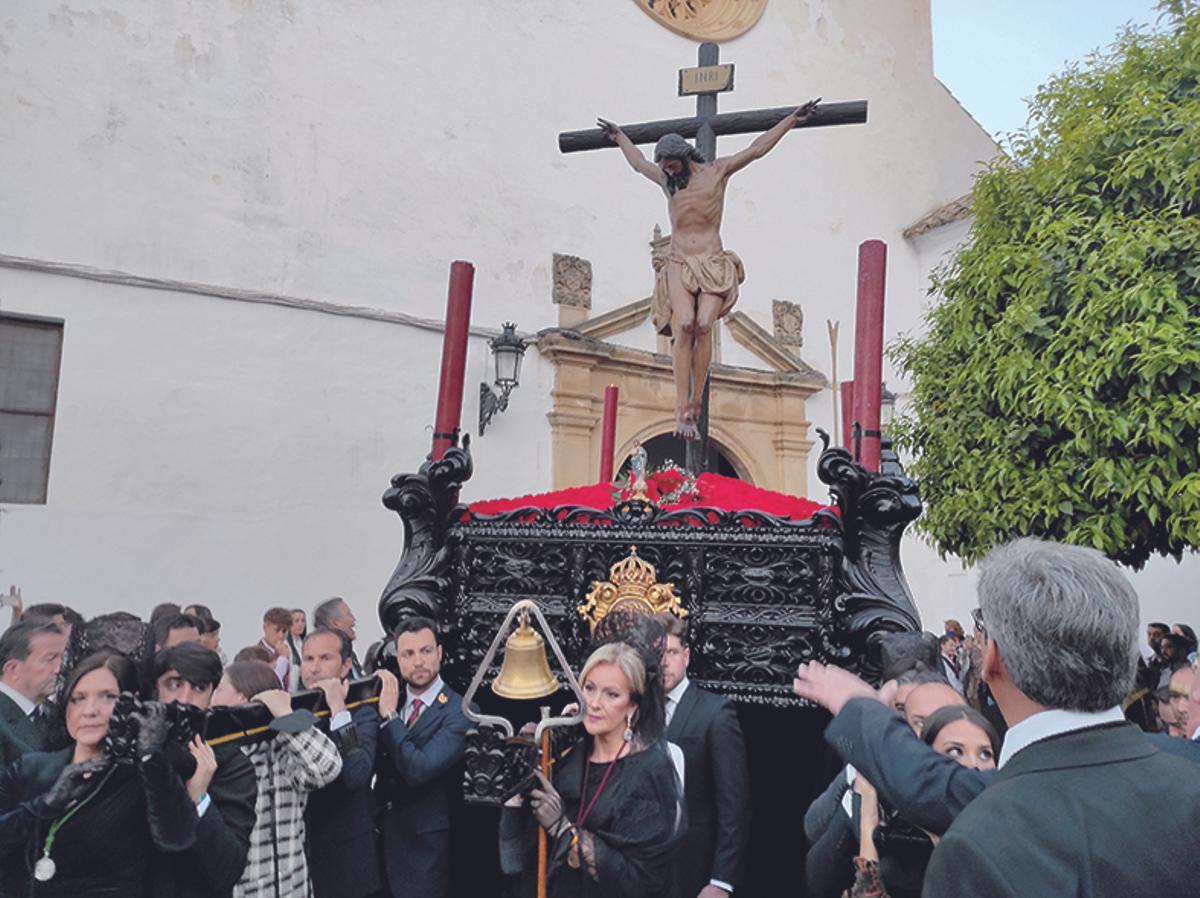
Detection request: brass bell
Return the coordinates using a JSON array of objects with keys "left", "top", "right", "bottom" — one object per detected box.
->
[{"left": 492, "top": 612, "right": 560, "bottom": 700}]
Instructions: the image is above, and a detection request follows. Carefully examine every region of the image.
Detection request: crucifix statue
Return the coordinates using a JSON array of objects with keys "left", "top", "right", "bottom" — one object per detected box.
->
[{"left": 559, "top": 42, "right": 867, "bottom": 472}]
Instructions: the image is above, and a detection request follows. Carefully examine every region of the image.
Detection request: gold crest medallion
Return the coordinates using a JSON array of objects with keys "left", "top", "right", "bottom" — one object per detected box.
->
[
  {"left": 578, "top": 545, "right": 688, "bottom": 634},
  {"left": 631, "top": 0, "right": 768, "bottom": 42}
]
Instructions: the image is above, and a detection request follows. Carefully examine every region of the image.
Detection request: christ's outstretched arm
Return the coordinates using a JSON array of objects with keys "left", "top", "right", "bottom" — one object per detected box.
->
[
  {"left": 719, "top": 98, "right": 820, "bottom": 176},
  {"left": 598, "top": 118, "right": 668, "bottom": 188}
]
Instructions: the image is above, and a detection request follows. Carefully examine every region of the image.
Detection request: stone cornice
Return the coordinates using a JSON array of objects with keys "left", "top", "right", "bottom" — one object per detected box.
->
[
  {"left": 575, "top": 298, "right": 652, "bottom": 341},
  {"left": 724, "top": 311, "right": 826, "bottom": 381},
  {"left": 537, "top": 327, "right": 826, "bottom": 396},
  {"left": 902, "top": 193, "right": 974, "bottom": 239}
]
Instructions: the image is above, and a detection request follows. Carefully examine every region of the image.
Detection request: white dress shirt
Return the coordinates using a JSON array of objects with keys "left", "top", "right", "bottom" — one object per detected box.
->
[
  {"left": 0, "top": 682, "right": 36, "bottom": 717},
  {"left": 665, "top": 676, "right": 690, "bottom": 727},
  {"left": 403, "top": 675, "right": 445, "bottom": 724},
  {"left": 998, "top": 705, "right": 1125, "bottom": 768}
]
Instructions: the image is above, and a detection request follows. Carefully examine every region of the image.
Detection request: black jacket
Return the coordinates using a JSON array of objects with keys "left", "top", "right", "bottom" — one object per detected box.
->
[
  {"left": 825, "top": 697, "right": 992, "bottom": 836},
  {"left": 803, "top": 769, "right": 858, "bottom": 898},
  {"left": 0, "top": 692, "right": 44, "bottom": 770},
  {"left": 150, "top": 745, "right": 257, "bottom": 898},
  {"left": 665, "top": 683, "right": 750, "bottom": 896},
  {"left": 306, "top": 703, "right": 382, "bottom": 898},
  {"left": 923, "top": 722, "right": 1200, "bottom": 897},
  {"left": 0, "top": 747, "right": 197, "bottom": 898},
  {"left": 1143, "top": 731, "right": 1200, "bottom": 763},
  {"left": 374, "top": 684, "right": 471, "bottom": 898}
]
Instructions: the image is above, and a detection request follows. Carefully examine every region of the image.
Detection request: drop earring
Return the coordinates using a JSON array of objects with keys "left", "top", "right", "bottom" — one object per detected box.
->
[{"left": 623, "top": 714, "right": 634, "bottom": 742}]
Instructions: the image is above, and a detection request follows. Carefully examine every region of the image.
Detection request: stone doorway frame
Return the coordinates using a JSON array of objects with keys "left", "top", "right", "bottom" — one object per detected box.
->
[{"left": 539, "top": 313, "right": 825, "bottom": 495}]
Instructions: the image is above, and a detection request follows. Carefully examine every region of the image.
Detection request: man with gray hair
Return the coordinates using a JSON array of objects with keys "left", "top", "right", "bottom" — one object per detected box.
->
[
  {"left": 313, "top": 596, "right": 363, "bottom": 677},
  {"left": 922, "top": 538, "right": 1200, "bottom": 897},
  {"left": 0, "top": 620, "right": 66, "bottom": 767}
]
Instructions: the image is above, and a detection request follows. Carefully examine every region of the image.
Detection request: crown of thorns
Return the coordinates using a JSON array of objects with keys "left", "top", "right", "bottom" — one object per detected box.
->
[{"left": 654, "top": 133, "right": 706, "bottom": 164}]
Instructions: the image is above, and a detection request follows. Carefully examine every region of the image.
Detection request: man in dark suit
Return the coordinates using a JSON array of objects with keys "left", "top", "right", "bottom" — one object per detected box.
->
[
  {"left": 313, "top": 597, "right": 365, "bottom": 678},
  {"left": 802, "top": 666, "right": 965, "bottom": 898},
  {"left": 793, "top": 664, "right": 992, "bottom": 837},
  {"left": 375, "top": 616, "right": 472, "bottom": 898},
  {"left": 1146, "top": 663, "right": 1200, "bottom": 763},
  {"left": 918, "top": 538, "right": 1200, "bottom": 897},
  {"left": 0, "top": 620, "right": 66, "bottom": 767},
  {"left": 655, "top": 613, "right": 750, "bottom": 898},
  {"left": 301, "top": 627, "right": 395, "bottom": 898},
  {"left": 800, "top": 656, "right": 1200, "bottom": 839},
  {"left": 150, "top": 642, "right": 257, "bottom": 898}
]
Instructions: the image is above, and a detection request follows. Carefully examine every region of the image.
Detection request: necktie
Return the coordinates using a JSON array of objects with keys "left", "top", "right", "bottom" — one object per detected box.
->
[
  {"left": 665, "top": 697, "right": 675, "bottom": 727},
  {"left": 406, "top": 698, "right": 423, "bottom": 727}
]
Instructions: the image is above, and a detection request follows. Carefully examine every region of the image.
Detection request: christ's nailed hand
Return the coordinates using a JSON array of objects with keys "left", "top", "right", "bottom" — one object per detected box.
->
[
  {"left": 597, "top": 117, "right": 619, "bottom": 141},
  {"left": 794, "top": 98, "right": 821, "bottom": 121}
]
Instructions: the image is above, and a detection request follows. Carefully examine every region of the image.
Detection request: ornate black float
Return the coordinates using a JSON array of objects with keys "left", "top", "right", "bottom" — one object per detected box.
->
[{"left": 377, "top": 430, "right": 923, "bottom": 705}]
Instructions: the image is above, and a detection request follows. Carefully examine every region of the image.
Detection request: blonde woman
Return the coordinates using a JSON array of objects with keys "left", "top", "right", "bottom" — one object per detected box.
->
[{"left": 501, "top": 632, "right": 684, "bottom": 897}]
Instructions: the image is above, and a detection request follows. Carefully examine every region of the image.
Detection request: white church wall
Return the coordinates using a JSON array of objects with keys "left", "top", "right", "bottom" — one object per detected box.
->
[
  {"left": 31, "top": 0, "right": 1171, "bottom": 645},
  {"left": 0, "top": 266, "right": 554, "bottom": 649},
  {"left": 2, "top": 1, "right": 996, "bottom": 341}
]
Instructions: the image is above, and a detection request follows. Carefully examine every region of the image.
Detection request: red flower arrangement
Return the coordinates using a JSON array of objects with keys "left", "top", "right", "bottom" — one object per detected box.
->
[
  {"left": 466, "top": 467, "right": 833, "bottom": 525},
  {"left": 613, "top": 460, "right": 700, "bottom": 505}
]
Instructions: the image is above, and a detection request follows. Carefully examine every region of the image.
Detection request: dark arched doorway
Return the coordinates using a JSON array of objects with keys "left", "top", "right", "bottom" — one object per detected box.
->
[{"left": 616, "top": 432, "right": 744, "bottom": 482}]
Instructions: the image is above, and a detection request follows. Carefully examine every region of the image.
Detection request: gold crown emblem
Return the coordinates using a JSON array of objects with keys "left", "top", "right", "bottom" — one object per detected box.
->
[{"left": 578, "top": 545, "right": 688, "bottom": 633}]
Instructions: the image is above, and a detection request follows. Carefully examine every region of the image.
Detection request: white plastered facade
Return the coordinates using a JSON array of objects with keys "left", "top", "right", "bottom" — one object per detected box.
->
[{"left": 0, "top": 1, "right": 1192, "bottom": 649}]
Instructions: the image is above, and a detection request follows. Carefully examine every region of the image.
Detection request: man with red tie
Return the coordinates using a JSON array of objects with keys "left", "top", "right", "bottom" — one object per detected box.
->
[{"left": 374, "top": 617, "right": 471, "bottom": 898}]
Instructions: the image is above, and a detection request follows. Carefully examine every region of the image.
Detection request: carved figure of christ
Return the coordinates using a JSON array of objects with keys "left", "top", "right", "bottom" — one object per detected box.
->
[{"left": 599, "top": 100, "right": 819, "bottom": 440}]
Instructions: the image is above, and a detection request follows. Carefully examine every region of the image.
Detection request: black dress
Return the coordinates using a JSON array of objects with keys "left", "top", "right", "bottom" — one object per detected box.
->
[
  {"left": 501, "top": 740, "right": 684, "bottom": 898},
  {"left": 0, "top": 747, "right": 197, "bottom": 897}
]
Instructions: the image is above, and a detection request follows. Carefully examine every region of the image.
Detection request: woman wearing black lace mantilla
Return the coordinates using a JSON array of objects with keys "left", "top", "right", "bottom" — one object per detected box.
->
[
  {"left": 500, "top": 617, "right": 685, "bottom": 898},
  {"left": 0, "top": 651, "right": 198, "bottom": 897}
]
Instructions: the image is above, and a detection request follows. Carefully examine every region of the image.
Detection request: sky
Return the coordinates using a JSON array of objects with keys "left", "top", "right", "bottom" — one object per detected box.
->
[{"left": 931, "top": 1, "right": 1165, "bottom": 141}]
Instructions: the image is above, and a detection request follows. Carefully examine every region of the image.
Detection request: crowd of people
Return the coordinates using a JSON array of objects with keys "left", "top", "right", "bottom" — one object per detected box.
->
[
  {"left": 0, "top": 536, "right": 1197, "bottom": 898},
  {"left": 0, "top": 593, "right": 749, "bottom": 898},
  {"left": 795, "top": 538, "right": 1200, "bottom": 897}
]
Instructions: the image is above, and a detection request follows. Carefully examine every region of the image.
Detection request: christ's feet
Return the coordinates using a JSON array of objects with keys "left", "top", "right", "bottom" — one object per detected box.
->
[{"left": 675, "top": 407, "right": 700, "bottom": 442}]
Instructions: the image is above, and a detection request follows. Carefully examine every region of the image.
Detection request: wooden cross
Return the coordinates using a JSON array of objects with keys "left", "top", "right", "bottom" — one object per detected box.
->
[{"left": 558, "top": 42, "right": 867, "bottom": 474}]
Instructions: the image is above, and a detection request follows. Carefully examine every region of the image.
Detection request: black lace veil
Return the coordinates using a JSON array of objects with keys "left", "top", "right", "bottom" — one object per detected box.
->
[{"left": 590, "top": 612, "right": 669, "bottom": 747}]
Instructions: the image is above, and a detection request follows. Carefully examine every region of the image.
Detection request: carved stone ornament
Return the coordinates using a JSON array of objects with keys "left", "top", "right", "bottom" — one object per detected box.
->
[
  {"left": 772, "top": 299, "right": 804, "bottom": 350},
  {"left": 552, "top": 253, "right": 593, "bottom": 309},
  {"left": 578, "top": 545, "right": 689, "bottom": 633},
  {"left": 649, "top": 224, "right": 671, "bottom": 272},
  {"left": 631, "top": 0, "right": 768, "bottom": 42}
]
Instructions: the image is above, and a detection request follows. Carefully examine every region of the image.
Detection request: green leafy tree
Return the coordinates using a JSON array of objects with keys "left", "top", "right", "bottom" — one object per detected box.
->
[{"left": 894, "top": 3, "right": 1200, "bottom": 568}]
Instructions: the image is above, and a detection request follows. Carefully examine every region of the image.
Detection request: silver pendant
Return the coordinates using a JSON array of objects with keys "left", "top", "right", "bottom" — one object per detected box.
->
[{"left": 34, "top": 854, "right": 56, "bottom": 881}]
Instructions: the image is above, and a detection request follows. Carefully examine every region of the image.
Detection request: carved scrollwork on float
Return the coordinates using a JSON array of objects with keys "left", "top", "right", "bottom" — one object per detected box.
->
[
  {"left": 377, "top": 437, "right": 474, "bottom": 636},
  {"left": 815, "top": 429, "right": 924, "bottom": 675},
  {"left": 462, "top": 725, "right": 537, "bottom": 806}
]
